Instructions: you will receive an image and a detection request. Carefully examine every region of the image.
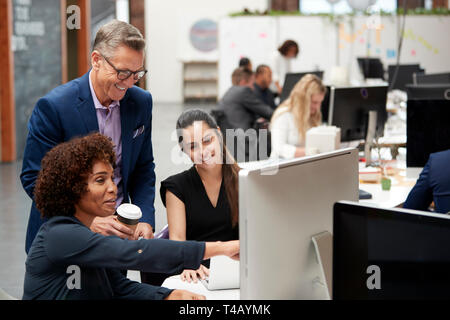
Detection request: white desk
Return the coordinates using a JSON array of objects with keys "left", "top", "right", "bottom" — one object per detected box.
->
[
  {"left": 162, "top": 275, "right": 240, "bottom": 300},
  {"left": 359, "top": 165, "right": 421, "bottom": 208},
  {"left": 359, "top": 184, "right": 413, "bottom": 208}
]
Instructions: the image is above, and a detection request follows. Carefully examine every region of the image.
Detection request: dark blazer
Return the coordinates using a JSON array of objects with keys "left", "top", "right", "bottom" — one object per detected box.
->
[
  {"left": 217, "top": 85, "right": 274, "bottom": 131},
  {"left": 23, "top": 216, "right": 205, "bottom": 300},
  {"left": 20, "top": 72, "right": 156, "bottom": 253},
  {"left": 253, "top": 83, "right": 277, "bottom": 110},
  {"left": 403, "top": 149, "right": 450, "bottom": 214}
]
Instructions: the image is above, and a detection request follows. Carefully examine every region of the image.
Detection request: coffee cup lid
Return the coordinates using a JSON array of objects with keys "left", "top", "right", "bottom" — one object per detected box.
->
[{"left": 116, "top": 203, "right": 142, "bottom": 220}]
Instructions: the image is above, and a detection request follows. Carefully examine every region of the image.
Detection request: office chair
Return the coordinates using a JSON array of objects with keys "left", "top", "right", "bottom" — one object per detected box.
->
[{"left": 155, "top": 224, "right": 169, "bottom": 239}]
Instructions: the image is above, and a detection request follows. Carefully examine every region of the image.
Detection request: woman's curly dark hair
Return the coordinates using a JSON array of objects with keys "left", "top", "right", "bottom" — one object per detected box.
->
[{"left": 34, "top": 133, "right": 116, "bottom": 219}]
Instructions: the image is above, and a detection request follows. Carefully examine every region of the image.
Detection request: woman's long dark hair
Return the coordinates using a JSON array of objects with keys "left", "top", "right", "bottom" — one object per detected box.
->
[{"left": 176, "top": 109, "right": 240, "bottom": 227}]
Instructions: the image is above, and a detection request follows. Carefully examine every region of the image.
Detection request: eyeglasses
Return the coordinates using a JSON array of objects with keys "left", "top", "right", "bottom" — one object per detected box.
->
[{"left": 101, "top": 54, "right": 147, "bottom": 81}]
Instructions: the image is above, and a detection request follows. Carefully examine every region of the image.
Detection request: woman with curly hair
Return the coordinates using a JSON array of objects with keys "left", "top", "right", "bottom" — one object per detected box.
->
[
  {"left": 23, "top": 133, "right": 239, "bottom": 300},
  {"left": 269, "top": 74, "right": 326, "bottom": 159}
]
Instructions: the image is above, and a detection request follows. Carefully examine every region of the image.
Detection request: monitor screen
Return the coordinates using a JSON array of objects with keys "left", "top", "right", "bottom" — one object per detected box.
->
[
  {"left": 280, "top": 71, "right": 324, "bottom": 104},
  {"left": 406, "top": 85, "right": 450, "bottom": 167},
  {"left": 357, "top": 57, "right": 384, "bottom": 80},
  {"left": 406, "top": 83, "right": 450, "bottom": 100},
  {"left": 333, "top": 201, "right": 450, "bottom": 300},
  {"left": 414, "top": 72, "right": 450, "bottom": 85},
  {"left": 322, "top": 85, "right": 388, "bottom": 142},
  {"left": 388, "top": 64, "right": 423, "bottom": 91}
]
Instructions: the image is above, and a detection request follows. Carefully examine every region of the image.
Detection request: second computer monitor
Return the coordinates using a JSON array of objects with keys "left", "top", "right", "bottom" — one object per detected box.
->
[
  {"left": 324, "top": 85, "right": 388, "bottom": 142},
  {"left": 388, "top": 64, "right": 424, "bottom": 91},
  {"left": 239, "top": 148, "right": 359, "bottom": 299},
  {"left": 414, "top": 72, "right": 450, "bottom": 85},
  {"left": 333, "top": 201, "right": 450, "bottom": 300},
  {"left": 357, "top": 57, "right": 385, "bottom": 80},
  {"left": 406, "top": 84, "right": 450, "bottom": 167},
  {"left": 280, "top": 71, "right": 324, "bottom": 103}
]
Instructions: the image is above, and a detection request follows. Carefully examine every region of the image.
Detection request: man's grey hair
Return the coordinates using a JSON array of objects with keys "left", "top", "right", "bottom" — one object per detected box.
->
[{"left": 93, "top": 19, "right": 146, "bottom": 58}]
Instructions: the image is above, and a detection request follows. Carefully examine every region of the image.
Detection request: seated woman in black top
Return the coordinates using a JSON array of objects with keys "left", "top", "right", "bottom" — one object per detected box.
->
[
  {"left": 160, "top": 109, "right": 240, "bottom": 283},
  {"left": 23, "top": 132, "right": 239, "bottom": 300}
]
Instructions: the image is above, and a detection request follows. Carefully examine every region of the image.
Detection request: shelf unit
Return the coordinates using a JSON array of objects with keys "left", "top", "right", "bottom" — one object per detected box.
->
[{"left": 183, "top": 61, "right": 218, "bottom": 103}]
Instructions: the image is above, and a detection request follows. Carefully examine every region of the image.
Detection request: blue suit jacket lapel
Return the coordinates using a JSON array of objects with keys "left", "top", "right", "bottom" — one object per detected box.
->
[
  {"left": 120, "top": 92, "right": 134, "bottom": 186},
  {"left": 75, "top": 72, "right": 135, "bottom": 194},
  {"left": 76, "top": 72, "right": 99, "bottom": 133}
]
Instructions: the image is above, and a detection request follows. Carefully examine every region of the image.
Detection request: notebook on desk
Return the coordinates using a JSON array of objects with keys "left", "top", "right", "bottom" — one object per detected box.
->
[{"left": 201, "top": 255, "right": 240, "bottom": 290}]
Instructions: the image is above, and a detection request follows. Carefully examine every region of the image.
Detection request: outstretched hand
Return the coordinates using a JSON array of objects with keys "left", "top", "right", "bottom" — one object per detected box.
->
[
  {"left": 164, "top": 289, "right": 206, "bottom": 300},
  {"left": 180, "top": 265, "right": 210, "bottom": 283}
]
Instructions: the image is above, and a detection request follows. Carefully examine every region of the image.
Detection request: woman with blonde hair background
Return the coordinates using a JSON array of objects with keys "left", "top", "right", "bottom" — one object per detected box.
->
[{"left": 270, "top": 74, "right": 327, "bottom": 159}]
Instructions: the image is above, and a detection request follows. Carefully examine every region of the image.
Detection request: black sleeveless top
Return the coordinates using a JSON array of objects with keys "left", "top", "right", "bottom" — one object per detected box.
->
[{"left": 160, "top": 166, "right": 239, "bottom": 242}]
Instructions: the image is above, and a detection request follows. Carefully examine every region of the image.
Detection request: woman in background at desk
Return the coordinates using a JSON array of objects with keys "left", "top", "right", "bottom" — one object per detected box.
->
[
  {"left": 161, "top": 109, "right": 240, "bottom": 283},
  {"left": 270, "top": 74, "right": 326, "bottom": 159},
  {"left": 23, "top": 133, "right": 239, "bottom": 300},
  {"left": 403, "top": 149, "right": 450, "bottom": 214}
]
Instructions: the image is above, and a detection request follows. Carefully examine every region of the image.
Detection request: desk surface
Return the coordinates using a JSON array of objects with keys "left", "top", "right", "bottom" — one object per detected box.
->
[
  {"left": 162, "top": 275, "right": 240, "bottom": 300},
  {"left": 359, "top": 184, "right": 412, "bottom": 208},
  {"left": 359, "top": 164, "right": 421, "bottom": 208}
]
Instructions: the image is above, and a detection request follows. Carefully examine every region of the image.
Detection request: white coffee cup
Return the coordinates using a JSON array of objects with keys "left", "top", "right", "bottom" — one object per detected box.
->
[{"left": 116, "top": 203, "right": 142, "bottom": 232}]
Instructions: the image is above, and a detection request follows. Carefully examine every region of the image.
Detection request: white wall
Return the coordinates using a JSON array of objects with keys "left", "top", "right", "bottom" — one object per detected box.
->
[
  {"left": 145, "top": 3, "right": 450, "bottom": 102},
  {"left": 219, "top": 15, "right": 450, "bottom": 97},
  {"left": 145, "top": 0, "right": 268, "bottom": 103},
  {"left": 116, "top": 0, "right": 129, "bottom": 23}
]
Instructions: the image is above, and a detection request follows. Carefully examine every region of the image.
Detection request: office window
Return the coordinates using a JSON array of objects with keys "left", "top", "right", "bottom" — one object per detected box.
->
[{"left": 300, "top": 0, "right": 397, "bottom": 14}]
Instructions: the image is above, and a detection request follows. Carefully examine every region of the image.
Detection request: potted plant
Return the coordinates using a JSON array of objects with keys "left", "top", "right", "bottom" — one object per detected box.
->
[{"left": 371, "top": 137, "right": 391, "bottom": 191}]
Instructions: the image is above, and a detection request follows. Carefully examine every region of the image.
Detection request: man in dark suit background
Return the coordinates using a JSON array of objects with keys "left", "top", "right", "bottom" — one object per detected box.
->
[
  {"left": 215, "top": 67, "right": 273, "bottom": 162},
  {"left": 253, "top": 64, "right": 277, "bottom": 110},
  {"left": 218, "top": 67, "right": 273, "bottom": 132},
  {"left": 21, "top": 20, "right": 155, "bottom": 254},
  {"left": 403, "top": 149, "right": 450, "bottom": 214}
]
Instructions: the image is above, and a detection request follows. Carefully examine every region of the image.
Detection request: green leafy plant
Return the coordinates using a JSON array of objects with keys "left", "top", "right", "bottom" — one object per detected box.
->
[{"left": 229, "top": 8, "right": 450, "bottom": 18}]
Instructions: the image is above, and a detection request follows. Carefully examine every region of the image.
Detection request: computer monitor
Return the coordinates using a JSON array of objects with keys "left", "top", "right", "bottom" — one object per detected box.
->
[
  {"left": 413, "top": 72, "right": 450, "bottom": 85},
  {"left": 406, "top": 84, "right": 450, "bottom": 167},
  {"left": 388, "top": 64, "right": 424, "bottom": 91},
  {"left": 357, "top": 57, "right": 385, "bottom": 80},
  {"left": 333, "top": 201, "right": 450, "bottom": 300},
  {"left": 322, "top": 85, "right": 388, "bottom": 142},
  {"left": 239, "top": 148, "right": 359, "bottom": 299},
  {"left": 280, "top": 71, "right": 324, "bottom": 104}
]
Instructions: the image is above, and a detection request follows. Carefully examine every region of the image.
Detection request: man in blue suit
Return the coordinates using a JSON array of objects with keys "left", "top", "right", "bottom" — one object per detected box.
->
[
  {"left": 403, "top": 149, "right": 450, "bottom": 214},
  {"left": 21, "top": 20, "right": 155, "bottom": 254}
]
